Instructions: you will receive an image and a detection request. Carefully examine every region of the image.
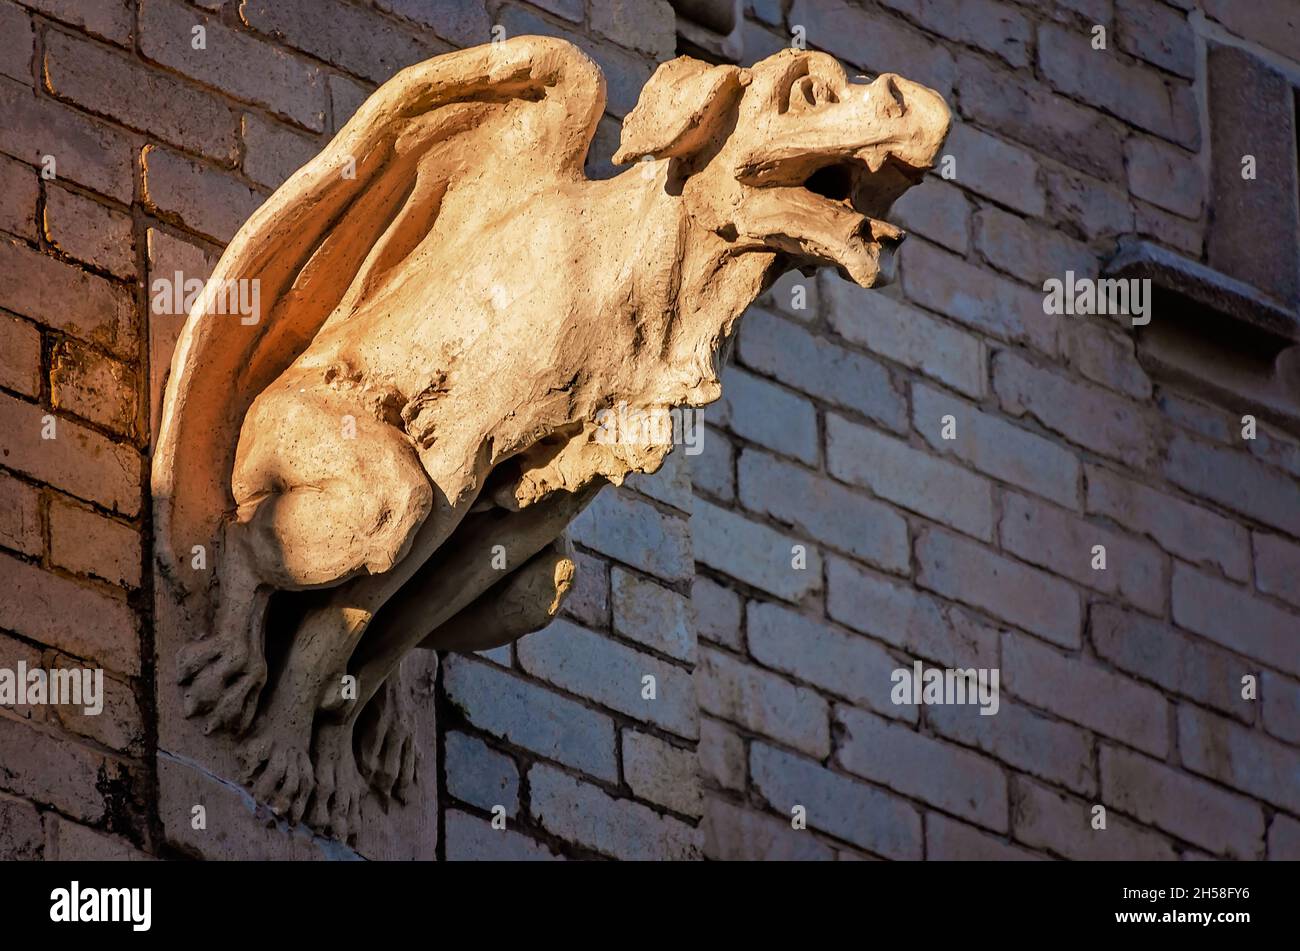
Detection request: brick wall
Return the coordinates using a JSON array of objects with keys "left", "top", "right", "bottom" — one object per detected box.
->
[
  {"left": 441, "top": 463, "right": 704, "bottom": 860},
  {"left": 0, "top": 0, "right": 698, "bottom": 861},
  {"left": 692, "top": 0, "right": 1300, "bottom": 861},
  {"left": 1, "top": 0, "right": 1297, "bottom": 861}
]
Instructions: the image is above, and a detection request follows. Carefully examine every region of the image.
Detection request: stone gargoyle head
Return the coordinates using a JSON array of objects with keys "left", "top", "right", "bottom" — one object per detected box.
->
[
  {"left": 615, "top": 48, "right": 949, "bottom": 287},
  {"left": 151, "top": 36, "right": 949, "bottom": 847}
]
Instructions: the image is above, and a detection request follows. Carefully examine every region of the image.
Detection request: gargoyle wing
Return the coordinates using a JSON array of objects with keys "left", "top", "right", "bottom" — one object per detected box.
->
[{"left": 152, "top": 36, "right": 606, "bottom": 588}]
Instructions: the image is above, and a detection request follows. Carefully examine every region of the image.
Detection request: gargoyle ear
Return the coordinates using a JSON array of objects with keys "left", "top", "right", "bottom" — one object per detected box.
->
[{"left": 613, "top": 57, "right": 748, "bottom": 165}]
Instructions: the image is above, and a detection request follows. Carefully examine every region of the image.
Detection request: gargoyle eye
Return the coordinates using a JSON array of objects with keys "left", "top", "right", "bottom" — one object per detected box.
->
[
  {"left": 789, "top": 75, "right": 837, "bottom": 111},
  {"left": 785, "top": 76, "right": 814, "bottom": 110}
]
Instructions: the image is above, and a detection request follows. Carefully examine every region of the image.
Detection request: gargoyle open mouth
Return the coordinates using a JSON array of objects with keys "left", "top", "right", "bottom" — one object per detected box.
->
[
  {"left": 804, "top": 151, "right": 925, "bottom": 218},
  {"left": 803, "top": 152, "right": 922, "bottom": 233},
  {"left": 736, "top": 151, "right": 925, "bottom": 287},
  {"left": 719, "top": 62, "right": 950, "bottom": 287}
]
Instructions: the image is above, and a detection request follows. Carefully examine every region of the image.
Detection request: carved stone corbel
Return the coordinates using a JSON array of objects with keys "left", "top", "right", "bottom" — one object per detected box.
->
[{"left": 150, "top": 35, "right": 949, "bottom": 852}]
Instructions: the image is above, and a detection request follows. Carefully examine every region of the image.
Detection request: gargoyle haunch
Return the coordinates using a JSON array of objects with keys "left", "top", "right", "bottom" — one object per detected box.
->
[{"left": 152, "top": 36, "right": 950, "bottom": 840}]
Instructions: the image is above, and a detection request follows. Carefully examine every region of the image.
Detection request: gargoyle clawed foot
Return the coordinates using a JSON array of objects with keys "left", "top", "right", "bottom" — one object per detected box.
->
[
  {"left": 177, "top": 623, "right": 267, "bottom": 736},
  {"left": 355, "top": 675, "right": 420, "bottom": 804},
  {"left": 178, "top": 539, "right": 270, "bottom": 736},
  {"left": 240, "top": 731, "right": 315, "bottom": 824},
  {"left": 309, "top": 720, "right": 366, "bottom": 841}
]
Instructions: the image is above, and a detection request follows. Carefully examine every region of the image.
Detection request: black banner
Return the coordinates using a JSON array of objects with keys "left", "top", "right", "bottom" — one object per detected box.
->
[{"left": 0, "top": 859, "right": 1281, "bottom": 939}]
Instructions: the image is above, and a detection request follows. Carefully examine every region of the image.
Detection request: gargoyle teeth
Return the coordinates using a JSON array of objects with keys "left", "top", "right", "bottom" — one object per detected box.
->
[{"left": 868, "top": 217, "right": 905, "bottom": 244}]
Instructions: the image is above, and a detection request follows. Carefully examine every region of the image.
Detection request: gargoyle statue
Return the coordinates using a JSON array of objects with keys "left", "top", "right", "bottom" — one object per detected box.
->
[{"left": 152, "top": 36, "right": 949, "bottom": 841}]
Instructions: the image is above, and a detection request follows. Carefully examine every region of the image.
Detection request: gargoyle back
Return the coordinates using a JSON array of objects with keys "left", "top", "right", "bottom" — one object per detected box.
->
[{"left": 151, "top": 37, "right": 606, "bottom": 596}]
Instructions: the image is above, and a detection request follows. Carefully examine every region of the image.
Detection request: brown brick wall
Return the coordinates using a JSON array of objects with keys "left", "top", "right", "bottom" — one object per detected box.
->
[{"left": 0, "top": 0, "right": 696, "bottom": 861}]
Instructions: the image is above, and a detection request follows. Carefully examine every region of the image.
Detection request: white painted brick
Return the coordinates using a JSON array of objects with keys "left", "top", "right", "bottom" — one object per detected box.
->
[
  {"left": 696, "top": 647, "right": 829, "bottom": 758},
  {"left": 827, "top": 413, "right": 996, "bottom": 541},
  {"left": 945, "top": 121, "right": 1045, "bottom": 216},
  {"left": 750, "top": 742, "right": 922, "bottom": 858},
  {"left": 1000, "top": 491, "right": 1166, "bottom": 615},
  {"left": 443, "top": 656, "right": 617, "bottom": 782},
  {"left": 1249, "top": 424, "right": 1300, "bottom": 480},
  {"left": 927, "top": 698, "right": 1096, "bottom": 796},
  {"left": 788, "top": 0, "right": 955, "bottom": 97},
  {"left": 757, "top": 270, "right": 817, "bottom": 323},
  {"left": 517, "top": 619, "right": 698, "bottom": 739},
  {"left": 1178, "top": 706, "right": 1300, "bottom": 815},
  {"left": 890, "top": 177, "right": 971, "bottom": 254},
  {"left": 1013, "top": 778, "right": 1178, "bottom": 860},
  {"left": 917, "top": 529, "right": 1082, "bottom": 648},
  {"left": 974, "top": 204, "right": 1097, "bottom": 286},
  {"left": 1003, "top": 631, "right": 1167, "bottom": 757},
  {"left": 1058, "top": 320, "right": 1152, "bottom": 401},
  {"left": 704, "top": 797, "right": 835, "bottom": 860},
  {"left": 912, "top": 383, "right": 1080, "bottom": 509},
  {"left": 1269, "top": 813, "right": 1300, "bottom": 859},
  {"left": 445, "top": 732, "right": 519, "bottom": 817},
  {"left": 882, "top": 0, "right": 1032, "bottom": 68},
  {"left": 611, "top": 567, "right": 694, "bottom": 663},
  {"left": 826, "top": 556, "right": 999, "bottom": 670},
  {"left": 621, "top": 730, "right": 702, "bottom": 817},
  {"left": 1100, "top": 745, "right": 1264, "bottom": 859},
  {"left": 1045, "top": 163, "right": 1140, "bottom": 244},
  {"left": 569, "top": 487, "right": 692, "bottom": 583},
  {"left": 698, "top": 716, "right": 745, "bottom": 792},
  {"left": 625, "top": 445, "right": 693, "bottom": 513},
  {"left": 902, "top": 240, "right": 1056, "bottom": 354},
  {"left": 1164, "top": 432, "right": 1300, "bottom": 537},
  {"left": 0, "top": 471, "right": 40, "bottom": 557},
  {"left": 1087, "top": 465, "right": 1250, "bottom": 582},
  {"left": 711, "top": 365, "right": 818, "bottom": 465},
  {"left": 529, "top": 764, "right": 702, "bottom": 860},
  {"left": 692, "top": 499, "right": 822, "bottom": 603},
  {"left": 1091, "top": 604, "right": 1256, "bottom": 723},
  {"left": 738, "top": 448, "right": 909, "bottom": 572},
  {"left": 1117, "top": 0, "right": 1196, "bottom": 78},
  {"left": 823, "top": 273, "right": 985, "bottom": 399},
  {"left": 1261, "top": 670, "right": 1300, "bottom": 745},
  {"left": 835, "top": 705, "right": 1008, "bottom": 831},
  {"left": 687, "top": 422, "right": 734, "bottom": 501},
  {"left": 1134, "top": 198, "right": 1202, "bottom": 256},
  {"left": 1172, "top": 563, "right": 1300, "bottom": 678},
  {"left": 691, "top": 576, "right": 742, "bottom": 649},
  {"left": 563, "top": 549, "right": 609, "bottom": 630},
  {"left": 738, "top": 307, "right": 907, "bottom": 432},
  {"left": 1124, "top": 133, "right": 1203, "bottom": 219},
  {"left": 927, "top": 813, "right": 1041, "bottom": 860},
  {"left": 748, "top": 601, "right": 915, "bottom": 722},
  {"left": 444, "top": 809, "right": 560, "bottom": 861},
  {"left": 1158, "top": 390, "right": 1235, "bottom": 443},
  {"left": 995, "top": 350, "right": 1157, "bottom": 470},
  {"left": 1038, "top": 22, "right": 1196, "bottom": 146},
  {"left": 1253, "top": 532, "right": 1300, "bottom": 609}
]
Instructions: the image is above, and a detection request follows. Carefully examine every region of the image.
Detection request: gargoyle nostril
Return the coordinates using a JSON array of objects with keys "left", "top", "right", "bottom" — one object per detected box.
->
[
  {"left": 865, "top": 73, "right": 907, "bottom": 120},
  {"left": 883, "top": 75, "right": 906, "bottom": 113}
]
